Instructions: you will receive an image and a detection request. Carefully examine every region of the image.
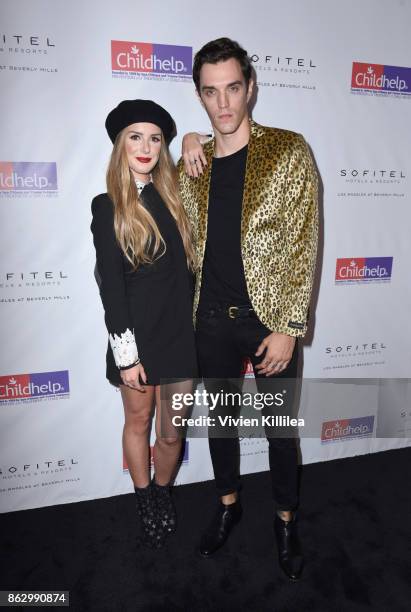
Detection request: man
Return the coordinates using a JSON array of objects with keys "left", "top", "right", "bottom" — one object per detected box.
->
[{"left": 177, "top": 38, "right": 318, "bottom": 580}]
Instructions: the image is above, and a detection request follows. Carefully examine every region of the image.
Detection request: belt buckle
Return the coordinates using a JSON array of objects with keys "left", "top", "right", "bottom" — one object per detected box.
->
[{"left": 228, "top": 306, "right": 239, "bottom": 319}]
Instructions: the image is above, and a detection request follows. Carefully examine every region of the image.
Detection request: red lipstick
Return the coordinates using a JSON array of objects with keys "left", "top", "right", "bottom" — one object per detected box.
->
[{"left": 136, "top": 157, "right": 151, "bottom": 163}]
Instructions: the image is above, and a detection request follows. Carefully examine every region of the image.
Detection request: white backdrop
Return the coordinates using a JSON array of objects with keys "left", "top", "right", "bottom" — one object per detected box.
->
[{"left": 1, "top": 0, "right": 410, "bottom": 513}]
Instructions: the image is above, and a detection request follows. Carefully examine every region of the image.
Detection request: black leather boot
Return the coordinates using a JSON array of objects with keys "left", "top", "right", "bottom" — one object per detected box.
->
[
  {"left": 274, "top": 513, "right": 304, "bottom": 581},
  {"left": 199, "top": 499, "right": 242, "bottom": 557},
  {"left": 134, "top": 483, "right": 165, "bottom": 549},
  {"left": 152, "top": 478, "right": 177, "bottom": 535}
]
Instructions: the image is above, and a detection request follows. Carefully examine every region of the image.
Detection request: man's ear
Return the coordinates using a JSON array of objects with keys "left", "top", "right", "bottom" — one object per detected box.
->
[{"left": 246, "top": 78, "right": 254, "bottom": 103}]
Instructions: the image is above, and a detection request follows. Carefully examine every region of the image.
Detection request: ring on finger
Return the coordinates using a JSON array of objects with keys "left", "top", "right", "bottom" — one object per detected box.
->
[{"left": 189, "top": 159, "right": 197, "bottom": 165}]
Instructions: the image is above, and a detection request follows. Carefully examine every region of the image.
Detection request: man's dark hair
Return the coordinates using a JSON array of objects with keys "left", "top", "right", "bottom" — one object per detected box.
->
[{"left": 192, "top": 37, "right": 252, "bottom": 92}]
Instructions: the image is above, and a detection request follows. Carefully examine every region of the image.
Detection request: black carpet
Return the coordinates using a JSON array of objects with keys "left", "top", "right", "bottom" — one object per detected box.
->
[{"left": 1, "top": 447, "right": 410, "bottom": 612}]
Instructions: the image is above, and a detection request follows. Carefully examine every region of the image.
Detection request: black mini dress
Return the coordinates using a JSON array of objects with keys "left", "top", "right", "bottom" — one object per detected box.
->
[{"left": 91, "top": 183, "right": 198, "bottom": 386}]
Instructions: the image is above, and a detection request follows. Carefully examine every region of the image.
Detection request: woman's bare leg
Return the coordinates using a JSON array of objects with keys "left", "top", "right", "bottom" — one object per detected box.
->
[
  {"left": 120, "top": 384, "right": 155, "bottom": 488},
  {"left": 153, "top": 381, "right": 192, "bottom": 485}
]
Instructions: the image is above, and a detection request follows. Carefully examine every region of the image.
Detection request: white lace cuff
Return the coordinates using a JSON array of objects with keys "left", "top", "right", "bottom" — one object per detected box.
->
[{"left": 109, "top": 328, "right": 139, "bottom": 368}]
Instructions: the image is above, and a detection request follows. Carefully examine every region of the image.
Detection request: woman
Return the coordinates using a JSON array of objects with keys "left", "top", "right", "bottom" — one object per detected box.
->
[{"left": 91, "top": 99, "right": 197, "bottom": 548}]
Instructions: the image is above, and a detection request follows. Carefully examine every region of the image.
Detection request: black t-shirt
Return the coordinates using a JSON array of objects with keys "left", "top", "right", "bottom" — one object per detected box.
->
[{"left": 199, "top": 144, "right": 251, "bottom": 306}]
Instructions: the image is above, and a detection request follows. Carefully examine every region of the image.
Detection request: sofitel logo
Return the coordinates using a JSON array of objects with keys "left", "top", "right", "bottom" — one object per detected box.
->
[
  {"left": 326, "top": 343, "right": 386, "bottom": 355},
  {"left": 249, "top": 52, "right": 317, "bottom": 90},
  {"left": 351, "top": 62, "right": 410, "bottom": 96},
  {"left": 0, "top": 162, "right": 57, "bottom": 191},
  {"left": 335, "top": 257, "right": 393, "bottom": 284},
  {"left": 0, "top": 34, "right": 55, "bottom": 54},
  {"left": 111, "top": 41, "right": 192, "bottom": 79},
  {"left": 321, "top": 416, "right": 375, "bottom": 443},
  {"left": 2, "top": 271, "right": 68, "bottom": 282},
  {"left": 0, "top": 458, "right": 78, "bottom": 475},
  {"left": 0, "top": 371, "right": 69, "bottom": 402},
  {"left": 250, "top": 54, "right": 317, "bottom": 69},
  {"left": 340, "top": 169, "right": 406, "bottom": 181}
]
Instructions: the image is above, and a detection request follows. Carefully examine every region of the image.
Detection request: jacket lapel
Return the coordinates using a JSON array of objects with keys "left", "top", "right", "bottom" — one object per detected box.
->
[
  {"left": 194, "top": 139, "right": 214, "bottom": 272},
  {"left": 241, "top": 121, "right": 267, "bottom": 237}
]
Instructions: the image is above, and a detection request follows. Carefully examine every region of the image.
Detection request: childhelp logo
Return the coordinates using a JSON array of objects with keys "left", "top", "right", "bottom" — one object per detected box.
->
[
  {"left": 0, "top": 371, "right": 69, "bottom": 404},
  {"left": 0, "top": 162, "right": 58, "bottom": 196},
  {"left": 321, "top": 416, "right": 375, "bottom": 443},
  {"left": 111, "top": 41, "right": 192, "bottom": 81},
  {"left": 335, "top": 257, "right": 393, "bottom": 284},
  {"left": 351, "top": 62, "right": 410, "bottom": 97}
]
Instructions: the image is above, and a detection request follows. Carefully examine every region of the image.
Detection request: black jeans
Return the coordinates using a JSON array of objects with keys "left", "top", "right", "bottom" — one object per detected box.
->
[{"left": 196, "top": 303, "right": 299, "bottom": 511}]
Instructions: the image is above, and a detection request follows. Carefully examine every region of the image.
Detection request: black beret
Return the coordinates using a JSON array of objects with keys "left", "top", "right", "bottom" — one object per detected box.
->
[{"left": 105, "top": 99, "right": 175, "bottom": 144}]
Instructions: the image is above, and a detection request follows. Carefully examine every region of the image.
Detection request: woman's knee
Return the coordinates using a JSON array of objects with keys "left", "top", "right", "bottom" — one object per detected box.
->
[
  {"left": 156, "top": 435, "right": 180, "bottom": 447},
  {"left": 124, "top": 410, "right": 152, "bottom": 435}
]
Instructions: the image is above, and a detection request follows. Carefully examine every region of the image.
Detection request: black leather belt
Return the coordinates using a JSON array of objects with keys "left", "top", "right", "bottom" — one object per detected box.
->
[
  {"left": 227, "top": 305, "right": 255, "bottom": 319},
  {"left": 199, "top": 303, "right": 256, "bottom": 319}
]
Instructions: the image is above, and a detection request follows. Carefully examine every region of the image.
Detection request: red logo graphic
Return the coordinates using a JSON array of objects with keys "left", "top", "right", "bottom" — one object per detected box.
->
[
  {"left": 351, "top": 63, "right": 384, "bottom": 90},
  {"left": 111, "top": 41, "right": 153, "bottom": 72},
  {"left": 241, "top": 358, "right": 254, "bottom": 377},
  {"left": 0, "top": 374, "right": 30, "bottom": 399}
]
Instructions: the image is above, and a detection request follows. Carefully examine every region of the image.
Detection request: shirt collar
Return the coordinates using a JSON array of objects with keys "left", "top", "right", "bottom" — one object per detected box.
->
[{"left": 135, "top": 176, "right": 152, "bottom": 195}]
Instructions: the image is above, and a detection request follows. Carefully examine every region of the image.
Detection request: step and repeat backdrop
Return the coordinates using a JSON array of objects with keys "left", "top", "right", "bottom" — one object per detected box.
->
[{"left": 1, "top": 0, "right": 410, "bottom": 512}]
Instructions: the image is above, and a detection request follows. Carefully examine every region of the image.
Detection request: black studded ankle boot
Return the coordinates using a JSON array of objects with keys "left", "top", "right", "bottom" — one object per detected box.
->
[
  {"left": 152, "top": 478, "right": 177, "bottom": 535},
  {"left": 134, "top": 483, "right": 165, "bottom": 549}
]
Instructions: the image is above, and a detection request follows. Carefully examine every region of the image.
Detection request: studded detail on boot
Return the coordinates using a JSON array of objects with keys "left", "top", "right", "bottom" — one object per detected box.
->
[
  {"left": 134, "top": 483, "right": 166, "bottom": 549},
  {"left": 152, "top": 478, "right": 177, "bottom": 535}
]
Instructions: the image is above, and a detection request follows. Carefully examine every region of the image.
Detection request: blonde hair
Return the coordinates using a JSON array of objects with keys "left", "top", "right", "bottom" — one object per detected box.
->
[{"left": 106, "top": 128, "right": 194, "bottom": 269}]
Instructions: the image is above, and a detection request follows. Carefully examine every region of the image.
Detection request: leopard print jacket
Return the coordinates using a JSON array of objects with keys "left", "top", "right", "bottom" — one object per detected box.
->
[{"left": 177, "top": 120, "right": 319, "bottom": 337}]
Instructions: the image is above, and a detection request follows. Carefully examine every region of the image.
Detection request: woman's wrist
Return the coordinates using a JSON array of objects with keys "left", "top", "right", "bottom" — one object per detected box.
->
[{"left": 119, "top": 359, "right": 140, "bottom": 371}]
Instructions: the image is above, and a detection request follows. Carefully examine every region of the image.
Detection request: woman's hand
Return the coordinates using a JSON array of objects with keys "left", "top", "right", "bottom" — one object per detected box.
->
[
  {"left": 182, "top": 132, "right": 210, "bottom": 178},
  {"left": 120, "top": 363, "right": 147, "bottom": 392}
]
